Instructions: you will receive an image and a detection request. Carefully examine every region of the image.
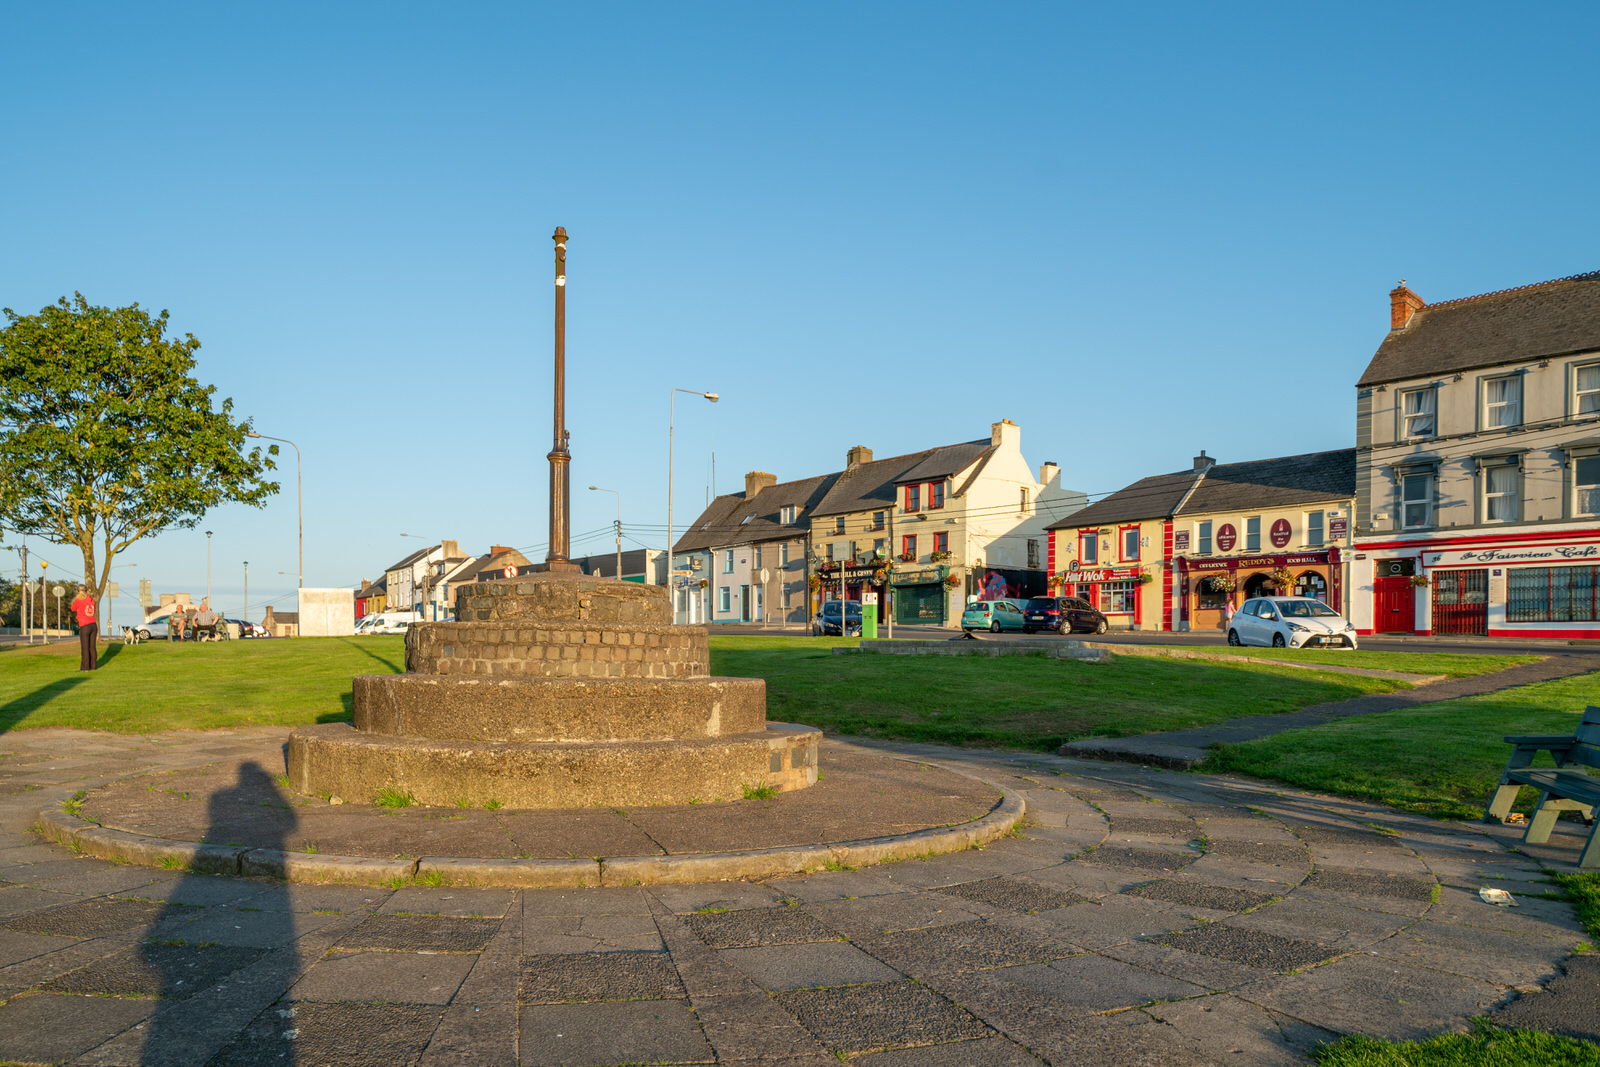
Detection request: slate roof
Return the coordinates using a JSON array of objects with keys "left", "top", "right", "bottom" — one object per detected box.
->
[
  {"left": 1047, "top": 449, "right": 1355, "bottom": 530},
  {"left": 382, "top": 546, "right": 430, "bottom": 573},
  {"left": 1359, "top": 270, "right": 1600, "bottom": 387},
  {"left": 811, "top": 439, "right": 990, "bottom": 519},
  {"left": 458, "top": 547, "right": 535, "bottom": 582},
  {"left": 673, "top": 473, "right": 839, "bottom": 554},
  {"left": 577, "top": 548, "right": 657, "bottom": 580}
]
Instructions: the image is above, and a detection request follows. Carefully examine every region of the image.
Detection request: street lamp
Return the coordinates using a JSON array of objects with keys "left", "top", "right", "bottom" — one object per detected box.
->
[
  {"left": 667, "top": 388, "right": 718, "bottom": 617},
  {"left": 245, "top": 431, "right": 302, "bottom": 589},
  {"left": 243, "top": 561, "right": 249, "bottom": 626},
  {"left": 205, "top": 531, "right": 212, "bottom": 605},
  {"left": 589, "top": 486, "right": 621, "bottom": 581}
]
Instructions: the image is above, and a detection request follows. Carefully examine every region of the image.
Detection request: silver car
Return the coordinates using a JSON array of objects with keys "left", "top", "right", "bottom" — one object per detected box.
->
[{"left": 1228, "top": 597, "right": 1358, "bottom": 649}]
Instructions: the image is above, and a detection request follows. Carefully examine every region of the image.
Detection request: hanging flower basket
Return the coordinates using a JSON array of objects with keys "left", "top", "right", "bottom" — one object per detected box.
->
[
  {"left": 807, "top": 576, "right": 821, "bottom": 592},
  {"left": 697, "top": 579, "right": 708, "bottom": 589},
  {"left": 872, "top": 569, "right": 890, "bottom": 586},
  {"left": 943, "top": 574, "right": 961, "bottom": 589},
  {"left": 1135, "top": 571, "right": 1154, "bottom": 585},
  {"left": 1271, "top": 567, "right": 1294, "bottom": 589},
  {"left": 1208, "top": 573, "right": 1236, "bottom": 592},
  {"left": 1409, "top": 573, "right": 1430, "bottom": 587}
]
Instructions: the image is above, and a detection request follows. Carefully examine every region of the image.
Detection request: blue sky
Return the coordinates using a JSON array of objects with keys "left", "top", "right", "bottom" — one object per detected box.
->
[{"left": 3, "top": 3, "right": 1597, "bottom": 619}]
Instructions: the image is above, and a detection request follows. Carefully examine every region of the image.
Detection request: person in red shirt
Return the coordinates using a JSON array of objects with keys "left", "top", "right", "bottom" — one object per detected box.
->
[{"left": 71, "top": 588, "right": 98, "bottom": 671}]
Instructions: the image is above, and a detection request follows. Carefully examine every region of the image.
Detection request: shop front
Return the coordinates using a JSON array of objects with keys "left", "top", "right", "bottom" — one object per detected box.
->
[
  {"left": 1421, "top": 540, "right": 1600, "bottom": 638},
  {"left": 891, "top": 565, "right": 951, "bottom": 625},
  {"left": 1056, "top": 565, "right": 1145, "bottom": 629},
  {"left": 1178, "top": 549, "right": 1342, "bottom": 632},
  {"left": 814, "top": 560, "right": 893, "bottom": 623}
]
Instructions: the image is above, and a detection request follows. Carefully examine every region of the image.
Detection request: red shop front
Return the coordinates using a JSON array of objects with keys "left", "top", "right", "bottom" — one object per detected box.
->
[
  {"left": 1061, "top": 565, "right": 1144, "bottom": 628},
  {"left": 1177, "top": 549, "right": 1342, "bottom": 632}
]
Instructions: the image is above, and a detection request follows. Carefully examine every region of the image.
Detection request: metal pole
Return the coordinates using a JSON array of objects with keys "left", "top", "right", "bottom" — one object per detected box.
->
[
  {"left": 588, "top": 487, "right": 621, "bottom": 580},
  {"left": 18, "top": 545, "right": 27, "bottom": 644},
  {"left": 206, "top": 531, "right": 213, "bottom": 604},
  {"left": 666, "top": 388, "right": 719, "bottom": 617},
  {"left": 244, "top": 432, "right": 301, "bottom": 589},
  {"left": 244, "top": 562, "right": 249, "bottom": 627},
  {"left": 545, "top": 226, "right": 576, "bottom": 570}
]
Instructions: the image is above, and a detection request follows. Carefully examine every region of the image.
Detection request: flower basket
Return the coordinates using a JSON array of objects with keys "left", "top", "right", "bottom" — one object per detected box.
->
[
  {"left": 1135, "top": 572, "right": 1154, "bottom": 585},
  {"left": 697, "top": 579, "right": 708, "bottom": 590},
  {"left": 1271, "top": 567, "right": 1294, "bottom": 590},
  {"left": 872, "top": 569, "right": 890, "bottom": 586},
  {"left": 929, "top": 551, "right": 951, "bottom": 563},
  {"left": 943, "top": 575, "right": 961, "bottom": 589},
  {"left": 807, "top": 576, "right": 821, "bottom": 592},
  {"left": 898, "top": 552, "right": 916, "bottom": 562},
  {"left": 1208, "top": 574, "right": 1236, "bottom": 593},
  {"left": 1409, "top": 573, "right": 1430, "bottom": 587}
]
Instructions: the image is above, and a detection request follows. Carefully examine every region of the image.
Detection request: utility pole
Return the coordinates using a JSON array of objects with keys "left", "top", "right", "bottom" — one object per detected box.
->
[
  {"left": 543, "top": 227, "right": 579, "bottom": 572},
  {"left": 17, "top": 545, "right": 27, "bottom": 644},
  {"left": 206, "top": 531, "right": 213, "bottom": 604},
  {"left": 243, "top": 562, "right": 249, "bottom": 626}
]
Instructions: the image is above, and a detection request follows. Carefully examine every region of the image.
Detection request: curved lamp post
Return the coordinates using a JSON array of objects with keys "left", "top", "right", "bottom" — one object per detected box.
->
[
  {"left": 667, "top": 389, "right": 718, "bottom": 616},
  {"left": 245, "top": 431, "right": 301, "bottom": 589}
]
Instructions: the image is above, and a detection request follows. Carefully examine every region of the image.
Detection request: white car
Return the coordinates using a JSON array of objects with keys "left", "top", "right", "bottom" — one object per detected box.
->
[
  {"left": 355, "top": 611, "right": 422, "bottom": 635},
  {"left": 1227, "top": 596, "right": 1358, "bottom": 650}
]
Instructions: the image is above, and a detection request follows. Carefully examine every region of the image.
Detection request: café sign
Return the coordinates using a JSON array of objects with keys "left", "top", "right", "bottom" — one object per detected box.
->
[
  {"left": 1423, "top": 543, "right": 1600, "bottom": 568},
  {"left": 1062, "top": 567, "right": 1141, "bottom": 582}
]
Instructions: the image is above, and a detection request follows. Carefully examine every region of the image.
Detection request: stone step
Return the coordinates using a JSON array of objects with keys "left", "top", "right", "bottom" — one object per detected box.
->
[
  {"left": 353, "top": 674, "right": 766, "bottom": 742},
  {"left": 287, "top": 721, "right": 820, "bottom": 809},
  {"left": 409, "top": 621, "right": 708, "bottom": 678}
]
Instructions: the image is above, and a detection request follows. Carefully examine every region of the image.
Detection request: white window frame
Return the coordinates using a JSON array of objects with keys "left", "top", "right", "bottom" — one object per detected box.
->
[
  {"left": 1573, "top": 450, "right": 1600, "bottom": 517},
  {"left": 1306, "top": 510, "right": 1324, "bottom": 547},
  {"left": 1575, "top": 363, "right": 1600, "bottom": 418},
  {"left": 1400, "top": 386, "right": 1437, "bottom": 439},
  {"left": 718, "top": 586, "right": 731, "bottom": 613},
  {"left": 753, "top": 546, "right": 762, "bottom": 569},
  {"left": 780, "top": 543, "right": 790, "bottom": 566},
  {"left": 1479, "top": 456, "right": 1521, "bottom": 524},
  {"left": 723, "top": 550, "right": 734, "bottom": 573},
  {"left": 1245, "top": 516, "right": 1261, "bottom": 553},
  {"left": 1198, "top": 521, "right": 1212, "bottom": 555},
  {"left": 1399, "top": 468, "right": 1434, "bottom": 530},
  {"left": 780, "top": 505, "right": 796, "bottom": 524},
  {"left": 1482, "top": 374, "right": 1523, "bottom": 430}
]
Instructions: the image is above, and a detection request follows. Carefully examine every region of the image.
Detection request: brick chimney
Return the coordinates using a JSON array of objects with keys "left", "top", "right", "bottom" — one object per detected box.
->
[
  {"left": 1390, "top": 280, "right": 1425, "bottom": 330},
  {"left": 1194, "top": 450, "right": 1216, "bottom": 470},
  {"left": 991, "top": 419, "right": 1020, "bottom": 449},
  {"left": 744, "top": 471, "right": 777, "bottom": 498},
  {"left": 846, "top": 445, "right": 873, "bottom": 468},
  {"left": 490, "top": 545, "right": 512, "bottom": 556}
]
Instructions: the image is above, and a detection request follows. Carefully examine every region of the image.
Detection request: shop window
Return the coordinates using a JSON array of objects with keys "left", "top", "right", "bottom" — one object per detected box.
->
[
  {"left": 1401, "top": 470, "right": 1434, "bottom": 529},
  {"left": 1121, "top": 527, "right": 1140, "bottom": 562},
  {"left": 1198, "top": 521, "right": 1212, "bottom": 555},
  {"left": 901, "top": 534, "right": 917, "bottom": 559},
  {"left": 933, "top": 531, "right": 948, "bottom": 555},
  {"left": 1196, "top": 577, "right": 1227, "bottom": 610},
  {"left": 1483, "top": 375, "right": 1522, "bottom": 429},
  {"left": 1306, "top": 510, "right": 1324, "bottom": 546},
  {"left": 929, "top": 482, "right": 945, "bottom": 509},
  {"left": 1480, "top": 458, "right": 1520, "bottom": 523},
  {"left": 872, "top": 511, "right": 885, "bottom": 530},
  {"left": 1080, "top": 531, "right": 1098, "bottom": 565},
  {"left": 1027, "top": 538, "right": 1039, "bottom": 568},
  {"left": 1401, "top": 387, "right": 1437, "bottom": 439},
  {"left": 1100, "top": 580, "right": 1137, "bottom": 613},
  {"left": 723, "top": 550, "right": 734, "bottom": 573},
  {"left": 1577, "top": 363, "right": 1600, "bottom": 416},
  {"left": 1509, "top": 565, "right": 1600, "bottom": 622},
  {"left": 905, "top": 485, "right": 921, "bottom": 511},
  {"left": 1295, "top": 571, "right": 1327, "bottom": 602},
  {"left": 1576, "top": 455, "right": 1600, "bottom": 517},
  {"left": 1245, "top": 517, "right": 1261, "bottom": 553},
  {"left": 718, "top": 587, "right": 731, "bottom": 613},
  {"left": 1243, "top": 572, "right": 1274, "bottom": 599}
]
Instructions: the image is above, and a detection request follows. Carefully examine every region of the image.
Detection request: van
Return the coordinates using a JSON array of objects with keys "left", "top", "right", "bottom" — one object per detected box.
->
[{"left": 356, "top": 611, "right": 422, "bottom": 635}]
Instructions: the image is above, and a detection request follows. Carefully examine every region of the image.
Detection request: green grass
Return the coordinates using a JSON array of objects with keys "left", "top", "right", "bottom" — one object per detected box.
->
[
  {"left": 1554, "top": 871, "right": 1600, "bottom": 942},
  {"left": 0, "top": 636, "right": 402, "bottom": 732},
  {"left": 1311, "top": 1018, "right": 1600, "bottom": 1065},
  {"left": 373, "top": 787, "right": 414, "bottom": 809},
  {"left": 1156, "top": 646, "right": 1539, "bottom": 679},
  {"left": 1198, "top": 672, "right": 1600, "bottom": 820},
  {"left": 742, "top": 782, "right": 780, "bottom": 800},
  {"left": 712, "top": 636, "right": 1421, "bottom": 752}
]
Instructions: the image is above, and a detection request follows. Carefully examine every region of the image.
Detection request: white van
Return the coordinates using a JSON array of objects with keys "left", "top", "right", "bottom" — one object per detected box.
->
[{"left": 355, "top": 611, "right": 423, "bottom": 635}]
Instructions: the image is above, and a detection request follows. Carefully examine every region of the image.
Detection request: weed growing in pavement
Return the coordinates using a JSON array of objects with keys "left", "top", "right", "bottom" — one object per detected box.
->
[
  {"left": 695, "top": 906, "right": 729, "bottom": 914},
  {"left": 742, "top": 782, "right": 780, "bottom": 800},
  {"left": 419, "top": 869, "right": 444, "bottom": 888},
  {"left": 1311, "top": 1017, "right": 1600, "bottom": 1065},
  {"left": 274, "top": 774, "right": 290, "bottom": 789},
  {"left": 158, "top": 856, "right": 185, "bottom": 870},
  {"left": 374, "top": 787, "right": 414, "bottom": 809},
  {"left": 483, "top": 799, "right": 503, "bottom": 811}
]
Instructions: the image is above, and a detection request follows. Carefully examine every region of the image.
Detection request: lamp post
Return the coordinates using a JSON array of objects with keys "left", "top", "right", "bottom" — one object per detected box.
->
[
  {"left": 667, "top": 389, "right": 719, "bottom": 616},
  {"left": 205, "top": 531, "right": 213, "bottom": 605},
  {"left": 243, "top": 561, "right": 249, "bottom": 628},
  {"left": 588, "top": 486, "right": 622, "bottom": 580},
  {"left": 244, "top": 431, "right": 301, "bottom": 590}
]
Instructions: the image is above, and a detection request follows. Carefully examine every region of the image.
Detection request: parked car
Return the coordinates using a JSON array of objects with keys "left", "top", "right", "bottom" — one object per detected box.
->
[
  {"left": 357, "top": 611, "right": 423, "bottom": 635},
  {"left": 812, "top": 600, "right": 863, "bottom": 637},
  {"left": 961, "top": 598, "right": 1030, "bottom": 633},
  {"left": 1228, "top": 596, "right": 1358, "bottom": 649},
  {"left": 223, "top": 618, "right": 263, "bottom": 638},
  {"left": 1022, "top": 596, "right": 1109, "bottom": 635}
]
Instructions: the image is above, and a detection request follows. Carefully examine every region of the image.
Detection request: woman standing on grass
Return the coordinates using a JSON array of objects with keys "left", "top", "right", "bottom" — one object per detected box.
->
[{"left": 70, "top": 587, "right": 97, "bottom": 671}]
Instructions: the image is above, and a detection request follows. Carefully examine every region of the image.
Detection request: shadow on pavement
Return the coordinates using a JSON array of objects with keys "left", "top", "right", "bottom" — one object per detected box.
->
[{"left": 138, "top": 761, "right": 298, "bottom": 1066}]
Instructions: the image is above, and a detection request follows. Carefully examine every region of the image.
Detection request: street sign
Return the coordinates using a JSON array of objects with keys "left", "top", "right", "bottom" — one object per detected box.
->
[
  {"left": 105, "top": 582, "right": 119, "bottom": 598},
  {"left": 139, "top": 578, "right": 153, "bottom": 607},
  {"left": 502, "top": 565, "right": 518, "bottom": 579},
  {"left": 51, "top": 585, "right": 64, "bottom": 598},
  {"left": 759, "top": 568, "right": 770, "bottom": 583}
]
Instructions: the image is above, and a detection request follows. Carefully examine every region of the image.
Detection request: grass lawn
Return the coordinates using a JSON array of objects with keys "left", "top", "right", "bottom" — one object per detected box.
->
[
  {"left": 1311, "top": 1019, "right": 1600, "bottom": 1066},
  {"left": 1154, "top": 646, "right": 1540, "bottom": 679},
  {"left": 1198, "top": 671, "right": 1600, "bottom": 820},
  {"left": 0, "top": 636, "right": 403, "bottom": 732},
  {"left": 712, "top": 635, "right": 1416, "bottom": 751}
]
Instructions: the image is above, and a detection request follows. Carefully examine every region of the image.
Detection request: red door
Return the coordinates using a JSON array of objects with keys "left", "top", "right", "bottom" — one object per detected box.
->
[{"left": 1374, "top": 576, "right": 1415, "bottom": 633}]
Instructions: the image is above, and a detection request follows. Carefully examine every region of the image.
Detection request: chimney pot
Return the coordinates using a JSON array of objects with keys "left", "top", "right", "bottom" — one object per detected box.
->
[
  {"left": 1390, "top": 281, "right": 1425, "bottom": 330},
  {"left": 1193, "top": 450, "right": 1216, "bottom": 471}
]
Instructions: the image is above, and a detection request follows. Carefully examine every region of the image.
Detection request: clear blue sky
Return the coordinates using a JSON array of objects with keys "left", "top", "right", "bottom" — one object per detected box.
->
[{"left": 3, "top": 3, "right": 1597, "bottom": 619}]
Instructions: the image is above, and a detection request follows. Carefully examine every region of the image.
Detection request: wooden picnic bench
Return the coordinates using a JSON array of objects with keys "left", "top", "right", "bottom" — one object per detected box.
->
[{"left": 1484, "top": 704, "right": 1600, "bottom": 868}]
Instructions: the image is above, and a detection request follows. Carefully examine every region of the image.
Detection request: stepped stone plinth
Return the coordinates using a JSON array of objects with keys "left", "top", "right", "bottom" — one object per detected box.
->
[{"left": 286, "top": 573, "right": 820, "bottom": 808}]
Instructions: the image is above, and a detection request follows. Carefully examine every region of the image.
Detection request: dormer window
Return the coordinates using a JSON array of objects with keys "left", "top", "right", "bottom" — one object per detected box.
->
[
  {"left": 1401, "top": 387, "right": 1436, "bottom": 438},
  {"left": 780, "top": 505, "right": 797, "bottom": 524}
]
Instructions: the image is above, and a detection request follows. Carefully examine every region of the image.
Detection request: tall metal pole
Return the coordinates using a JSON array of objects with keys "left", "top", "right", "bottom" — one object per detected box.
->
[
  {"left": 243, "top": 561, "right": 249, "bottom": 627},
  {"left": 17, "top": 544, "right": 27, "bottom": 644},
  {"left": 206, "top": 531, "right": 213, "bottom": 604},
  {"left": 666, "top": 388, "right": 719, "bottom": 616},
  {"left": 589, "top": 487, "right": 621, "bottom": 580},
  {"left": 544, "top": 226, "right": 577, "bottom": 571},
  {"left": 244, "top": 432, "right": 301, "bottom": 589}
]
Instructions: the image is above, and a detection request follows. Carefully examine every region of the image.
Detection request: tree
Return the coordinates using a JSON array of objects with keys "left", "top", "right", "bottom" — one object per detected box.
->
[{"left": 0, "top": 294, "right": 279, "bottom": 625}]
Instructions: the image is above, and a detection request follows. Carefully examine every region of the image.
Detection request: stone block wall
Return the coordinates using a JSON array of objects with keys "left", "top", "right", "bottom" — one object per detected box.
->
[
  {"left": 453, "top": 577, "right": 669, "bottom": 625},
  {"left": 408, "top": 621, "right": 709, "bottom": 679}
]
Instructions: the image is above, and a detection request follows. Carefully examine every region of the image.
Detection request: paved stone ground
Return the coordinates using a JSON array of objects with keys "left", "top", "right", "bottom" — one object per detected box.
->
[
  {"left": 0, "top": 728, "right": 1595, "bottom": 1064},
  {"left": 1063, "top": 653, "right": 1598, "bottom": 767}
]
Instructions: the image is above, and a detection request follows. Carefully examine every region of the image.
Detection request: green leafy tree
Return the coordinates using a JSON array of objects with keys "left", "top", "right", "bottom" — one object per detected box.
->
[{"left": 0, "top": 294, "right": 279, "bottom": 625}]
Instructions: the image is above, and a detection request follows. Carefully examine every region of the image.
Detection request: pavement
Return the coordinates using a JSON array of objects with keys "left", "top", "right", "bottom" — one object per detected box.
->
[
  {"left": 0, "top": 728, "right": 1596, "bottom": 1064},
  {"left": 1062, "top": 652, "right": 1599, "bottom": 768}
]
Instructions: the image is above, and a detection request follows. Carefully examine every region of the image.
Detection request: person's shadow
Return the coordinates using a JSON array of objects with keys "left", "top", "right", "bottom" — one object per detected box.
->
[{"left": 136, "top": 761, "right": 299, "bottom": 1065}]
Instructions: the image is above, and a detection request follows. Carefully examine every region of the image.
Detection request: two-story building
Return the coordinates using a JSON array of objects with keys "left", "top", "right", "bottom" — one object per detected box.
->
[
  {"left": 672, "top": 470, "right": 838, "bottom": 626},
  {"left": 1046, "top": 449, "right": 1354, "bottom": 631},
  {"left": 1352, "top": 271, "right": 1600, "bottom": 637}
]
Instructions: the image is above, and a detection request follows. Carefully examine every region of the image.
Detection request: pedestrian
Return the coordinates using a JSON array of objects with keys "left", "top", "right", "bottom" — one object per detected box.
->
[
  {"left": 1221, "top": 598, "right": 1235, "bottom": 632},
  {"left": 70, "top": 586, "right": 98, "bottom": 671}
]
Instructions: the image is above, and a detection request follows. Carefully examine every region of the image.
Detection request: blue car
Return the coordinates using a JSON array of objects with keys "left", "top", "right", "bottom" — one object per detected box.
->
[{"left": 960, "top": 599, "right": 1030, "bottom": 633}]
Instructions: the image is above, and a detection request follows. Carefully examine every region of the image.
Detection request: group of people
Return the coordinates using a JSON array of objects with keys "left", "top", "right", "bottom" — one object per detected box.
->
[
  {"left": 65, "top": 592, "right": 226, "bottom": 673},
  {"left": 166, "top": 600, "right": 222, "bottom": 643}
]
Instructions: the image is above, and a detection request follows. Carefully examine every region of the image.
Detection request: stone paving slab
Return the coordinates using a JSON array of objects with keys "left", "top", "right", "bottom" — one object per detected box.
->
[{"left": 0, "top": 728, "right": 1594, "bottom": 1062}]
